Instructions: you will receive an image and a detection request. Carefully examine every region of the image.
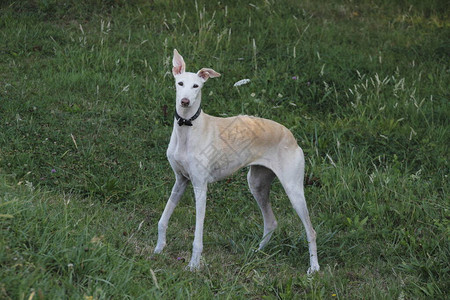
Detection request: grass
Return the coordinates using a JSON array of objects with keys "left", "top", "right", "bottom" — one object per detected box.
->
[{"left": 0, "top": 0, "right": 449, "bottom": 298}]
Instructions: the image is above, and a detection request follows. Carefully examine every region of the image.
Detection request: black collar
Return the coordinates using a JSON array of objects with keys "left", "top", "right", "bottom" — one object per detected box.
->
[{"left": 174, "top": 106, "right": 202, "bottom": 126}]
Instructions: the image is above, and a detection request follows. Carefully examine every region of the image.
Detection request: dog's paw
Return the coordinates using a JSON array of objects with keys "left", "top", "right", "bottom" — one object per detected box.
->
[
  {"left": 153, "top": 244, "right": 165, "bottom": 254},
  {"left": 187, "top": 254, "right": 203, "bottom": 271},
  {"left": 186, "top": 260, "right": 202, "bottom": 272},
  {"left": 186, "top": 263, "right": 200, "bottom": 272},
  {"left": 307, "top": 265, "right": 320, "bottom": 275}
]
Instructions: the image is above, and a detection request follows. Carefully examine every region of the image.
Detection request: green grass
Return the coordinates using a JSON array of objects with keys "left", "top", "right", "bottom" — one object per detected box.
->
[{"left": 1, "top": 0, "right": 449, "bottom": 298}]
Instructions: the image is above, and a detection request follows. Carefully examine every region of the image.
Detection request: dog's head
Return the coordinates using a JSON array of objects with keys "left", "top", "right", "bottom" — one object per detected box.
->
[{"left": 172, "top": 49, "right": 221, "bottom": 108}]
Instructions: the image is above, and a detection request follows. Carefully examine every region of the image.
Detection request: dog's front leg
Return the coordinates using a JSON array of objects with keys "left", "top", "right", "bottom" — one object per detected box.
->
[
  {"left": 155, "top": 175, "right": 188, "bottom": 254},
  {"left": 188, "top": 183, "right": 208, "bottom": 271}
]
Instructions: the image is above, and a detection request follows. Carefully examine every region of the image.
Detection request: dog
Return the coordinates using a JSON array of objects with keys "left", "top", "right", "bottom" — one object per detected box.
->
[{"left": 154, "top": 49, "right": 320, "bottom": 274}]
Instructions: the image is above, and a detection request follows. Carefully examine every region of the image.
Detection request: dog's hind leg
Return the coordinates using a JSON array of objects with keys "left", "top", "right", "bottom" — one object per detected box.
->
[
  {"left": 276, "top": 148, "right": 320, "bottom": 274},
  {"left": 247, "top": 165, "right": 277, "bottom": 250}
]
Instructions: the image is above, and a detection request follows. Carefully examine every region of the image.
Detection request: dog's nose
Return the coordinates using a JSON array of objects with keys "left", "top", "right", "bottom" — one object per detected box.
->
[{"left": 181, "top": 98, "right": 190, "bottom": 107}]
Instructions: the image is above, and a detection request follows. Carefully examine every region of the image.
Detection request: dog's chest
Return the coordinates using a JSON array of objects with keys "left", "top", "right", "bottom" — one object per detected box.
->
[
  {"left": 167, "top": 144, "right": 188, "bottom": 173},
  {"left": 166, "top": 131, "right": 199, "bottom": 178}
]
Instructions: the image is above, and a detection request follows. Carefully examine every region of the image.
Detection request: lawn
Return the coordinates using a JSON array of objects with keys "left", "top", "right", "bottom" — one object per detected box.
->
[{"left": 0, "top": 0, "right": 448, "bottom": 298}]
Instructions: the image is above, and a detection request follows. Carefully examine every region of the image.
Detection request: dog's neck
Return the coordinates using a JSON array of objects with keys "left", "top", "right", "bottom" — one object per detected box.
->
[
  {"left": 174, "top": 93, "right": 202, "bottom": 126},
  {"left": 175, "top": 105, "right": 202, "bottom": 127},
  {"left": 172, "top": 98, "right": 203, "bottom": 146}
]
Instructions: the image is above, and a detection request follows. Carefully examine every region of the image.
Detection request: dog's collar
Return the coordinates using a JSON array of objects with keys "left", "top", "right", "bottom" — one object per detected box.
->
[{"left": 174, "top": 106, "right": 202, "bottom": 126}]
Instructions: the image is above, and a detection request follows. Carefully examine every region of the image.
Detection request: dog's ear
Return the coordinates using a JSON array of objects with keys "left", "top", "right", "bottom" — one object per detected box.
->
[
  {"left": 197, "top": 68, "right": 221, "bottom": 81},
  {"left": 172, "top": 49, "right": 186, "bottom": 76}
]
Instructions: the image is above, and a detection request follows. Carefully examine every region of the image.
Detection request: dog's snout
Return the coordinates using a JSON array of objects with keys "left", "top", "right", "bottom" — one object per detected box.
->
[{"left": 181, "top": 98, "right": 190, "bottom": 107}]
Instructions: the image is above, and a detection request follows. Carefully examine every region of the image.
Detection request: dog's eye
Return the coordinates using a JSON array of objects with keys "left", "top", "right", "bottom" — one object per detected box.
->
[
  {"left": 178, "top": 82, "right": 183, "bottom": 86},
  {"left": 193, "top": 84, "right": 199, "bottom": 88}
]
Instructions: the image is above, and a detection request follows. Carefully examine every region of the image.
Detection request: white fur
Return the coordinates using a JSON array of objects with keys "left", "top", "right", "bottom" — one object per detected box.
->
[{"left": 154, "top": 49, "right": 320, "bottom": 274}]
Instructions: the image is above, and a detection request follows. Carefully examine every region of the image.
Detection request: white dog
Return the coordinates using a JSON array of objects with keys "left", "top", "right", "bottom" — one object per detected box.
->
[{"left": 154, "top": 49, "right": 320, "bottom": 274}]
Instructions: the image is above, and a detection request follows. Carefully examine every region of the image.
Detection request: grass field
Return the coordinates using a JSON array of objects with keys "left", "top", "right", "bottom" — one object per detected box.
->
[{"left": 0, "top": 0, "right": 449, "bottom": 298}]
